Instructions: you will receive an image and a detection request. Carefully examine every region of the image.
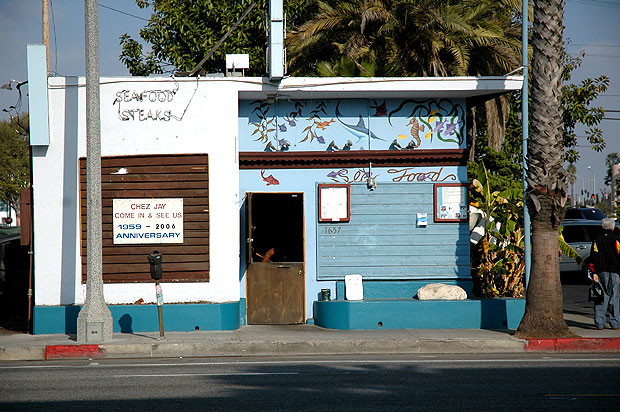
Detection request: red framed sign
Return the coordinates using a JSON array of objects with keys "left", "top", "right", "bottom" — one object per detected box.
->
[
  {"left": 318, "top": 184, "right": 351, "bottom": 222},
  {"left": 434, "top": 183, "right": 468, "bottom": 222}
]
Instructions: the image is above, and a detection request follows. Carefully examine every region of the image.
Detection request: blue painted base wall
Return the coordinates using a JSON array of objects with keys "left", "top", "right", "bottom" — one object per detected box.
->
[
  {"left": 335, "top": 280, "right": 474, "bottom": 300},
  {"left": 313, "top": 298, "right": 525, "bottom": 330},
  {"left": 33, "top": 302, "right": 240, "bottom": 335}
]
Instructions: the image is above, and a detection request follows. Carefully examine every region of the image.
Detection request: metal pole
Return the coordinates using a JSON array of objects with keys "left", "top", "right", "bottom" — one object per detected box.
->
[
  {"left": 77, "top": 0, "right": 113, "bottom": 343},
  {"left": 521, "top": 0, "right": 531, "bottom": 290},
  {"left": 155, "top": 281, "right": 165, "bottom": 339},
  {"left": 42, "top": 0, "right": 49, "bottom": 74}
]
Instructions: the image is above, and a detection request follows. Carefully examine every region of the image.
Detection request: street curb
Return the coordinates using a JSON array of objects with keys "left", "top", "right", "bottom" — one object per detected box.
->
[
  {"left": 44, "top": 345, "right": 105, "bottom": 360},
  {"left": 0, "top": 347, "right": 45, "bottom": 362},
  {"left": 0, "top": 339, "right": 527, "bottom": 361},
  {"left": 7, "top": 337, "right": 620, "bottom": 361},
  {"left": 525, "top": 338, "right": 620, "bottom": 352},
  {"left": 98, "top": 339, "right": 528, "bottom": 358}
]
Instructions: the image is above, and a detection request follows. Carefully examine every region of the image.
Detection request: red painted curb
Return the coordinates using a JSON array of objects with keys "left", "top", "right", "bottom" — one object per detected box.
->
[
  {"left": 44, "top": 345, "right": 104, "bottom": 360},
  {"left": 526, "top": 338, "right": 620, "bottom": 352}
]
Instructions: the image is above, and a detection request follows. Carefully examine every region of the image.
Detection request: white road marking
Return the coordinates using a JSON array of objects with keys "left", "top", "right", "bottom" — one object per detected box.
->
[
  {"left": 2, "top": 357, "right": 620, "bottom": 370},
  {"left": 112, "top": 372, "right": 299, "bottom": 378}
]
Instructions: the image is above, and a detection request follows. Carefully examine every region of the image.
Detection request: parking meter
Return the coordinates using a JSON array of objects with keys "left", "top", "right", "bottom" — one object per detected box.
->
[
  {"left": 148, "top": 250, "right": 165, "bottom": 340},
  {"left": 148, "top": 250, "right": 163, "bottom": 280}
]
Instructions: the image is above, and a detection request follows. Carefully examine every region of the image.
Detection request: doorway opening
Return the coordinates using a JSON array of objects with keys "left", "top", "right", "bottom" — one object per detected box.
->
[{"left": 246, "top": 193, "right": 305, "bottom": 324}]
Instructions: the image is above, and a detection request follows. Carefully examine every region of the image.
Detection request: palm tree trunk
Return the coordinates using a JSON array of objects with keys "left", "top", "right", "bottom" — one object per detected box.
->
[{"left": 515, "top": 0, "right": 574, "bottom": 339}]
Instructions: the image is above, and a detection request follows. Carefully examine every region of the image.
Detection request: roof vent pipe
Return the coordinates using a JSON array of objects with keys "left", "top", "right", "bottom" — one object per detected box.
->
[{"left": 268, "top": 0, "right": 285, "bottom": 81}]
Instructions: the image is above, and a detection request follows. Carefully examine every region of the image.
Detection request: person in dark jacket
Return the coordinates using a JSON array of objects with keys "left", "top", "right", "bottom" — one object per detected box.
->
[{"left": 588, "top": 218, "right": 620, "bottom": 330}]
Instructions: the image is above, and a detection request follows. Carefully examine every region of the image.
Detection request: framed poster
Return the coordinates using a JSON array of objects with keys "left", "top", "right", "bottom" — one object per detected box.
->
[
  {"left": 318, "top": 184, "right": 350, "bottom": 222},
  {"left": 113, "top": 198, "right": 184, "bottom": 244},
  {"left": 434, "top": 183, "right": 468, "bottom": 222}
]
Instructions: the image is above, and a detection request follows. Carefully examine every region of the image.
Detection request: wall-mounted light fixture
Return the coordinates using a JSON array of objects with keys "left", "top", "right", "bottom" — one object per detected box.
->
[
  {"left": 367, "top": 162, "right": 377, "bottom": 191},
  {"left": 0, "top": 79, "right": 18, "bottom": 90}
]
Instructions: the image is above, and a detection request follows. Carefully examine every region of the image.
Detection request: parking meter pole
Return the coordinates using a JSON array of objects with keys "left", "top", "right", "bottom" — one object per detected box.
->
[
  {"left": 148, "top": 250, "right": 165, "bottom": 340},
  {"left": 155, "top": 280, "right": 165, "bottom": 340}
]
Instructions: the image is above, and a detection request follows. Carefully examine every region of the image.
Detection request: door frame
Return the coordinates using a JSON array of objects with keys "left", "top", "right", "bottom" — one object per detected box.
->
[{"left": 245, "top": 191, "right": 306, "bottom": 324}]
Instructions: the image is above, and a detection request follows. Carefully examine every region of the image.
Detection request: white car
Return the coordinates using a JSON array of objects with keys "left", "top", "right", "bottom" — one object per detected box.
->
[{"left": 560, "top": 219, "right": 608, "bottom": 274}]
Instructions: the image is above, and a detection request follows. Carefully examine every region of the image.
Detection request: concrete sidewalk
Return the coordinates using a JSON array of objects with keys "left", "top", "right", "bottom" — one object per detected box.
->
[
  {"left": 1, "top": 321, "right": 620, "bottom": 361},
  {"left": 1, "top": 284, "right": 619, "bottom": 361},
  {"left": 0, "top": 325, "right": 531, "bottom": 361}
]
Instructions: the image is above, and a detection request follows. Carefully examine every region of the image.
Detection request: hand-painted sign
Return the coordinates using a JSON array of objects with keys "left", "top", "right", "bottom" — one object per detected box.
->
[
  {"left": 112, "top": 87, "right": 179, "bottom": 122},
  {"left": 113, "top": 199, "right": 183, "bottom": 244}
]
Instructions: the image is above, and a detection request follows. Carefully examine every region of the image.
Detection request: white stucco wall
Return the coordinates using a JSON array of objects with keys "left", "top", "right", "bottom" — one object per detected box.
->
[
  {"left": 33, "top": 74, "right": 524, "bottom": 308},
  {"left": 34, "top": 76, "right": 244, "bottom": 306}
]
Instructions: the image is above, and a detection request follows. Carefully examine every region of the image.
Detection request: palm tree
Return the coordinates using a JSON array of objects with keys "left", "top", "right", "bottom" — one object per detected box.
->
[
  {"left": 515, "top": 0, "right": 574, "bottom": 339},
  {"left": 287, "top": 0, "right": 522, "bottom": 77},
  {"left": 287, "top": 0, "right": 394, "bottom": 76}
]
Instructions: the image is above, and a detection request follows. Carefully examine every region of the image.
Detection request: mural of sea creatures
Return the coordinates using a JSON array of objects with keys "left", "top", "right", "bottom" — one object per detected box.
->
[
  {"left": 435, "top": 120, "right": 447, "bottom": 134},
  {"left": 342, "top": 140, "right": 353, "bottom": 151},
  {"left": 264, "top": 142, "right": 277, "bottom": 152},
  {"left": 278, "top": 123, "right": 287, "bottom": 132},
  {"left": 406, "top": 118, "right": 423, "bottom": 148},
  {"left": 444, "top": 123, "right": 458, "bottom": 136},
  {"left": 327, "top": 140, "right": 340, "bottom": 151},
  {"left": 261, "top": 170, "right": 280, "bottom": 186},
  {"left": 405, "top": 140, "right": 419, "bottom": 150},
  {"left": 335, "top": 101, "right": 386, "bottom": 143},
  {"left": 327, "top": 170, "right": 340, "bottom": 179},
  {"left": 371, "top": 100, "right": 387, "bottom": 117},
  {"left": 277, "top": 138, "right": 290, "bottom": 151},
  {"left": 428, "top": 109, "right": 440, "bottom": 123},
  {"left": 316, "top": 118, "right": 335, "bottom": 130},
  {"left": 389, "top": 139, "right": 403, "bottom": 150},
  {"left": 283, "top": 116, "right": 296, "bottom": 126}
]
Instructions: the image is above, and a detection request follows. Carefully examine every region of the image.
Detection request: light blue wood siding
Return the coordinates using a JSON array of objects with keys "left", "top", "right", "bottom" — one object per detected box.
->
[{"left": 316, "top": 183, "right": 470, "bottom": 280}]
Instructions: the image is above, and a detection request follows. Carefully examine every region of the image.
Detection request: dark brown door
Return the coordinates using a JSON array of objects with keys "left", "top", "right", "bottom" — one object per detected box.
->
[{"left": 246, "top": 193, "right": 305, "bottom": 324}]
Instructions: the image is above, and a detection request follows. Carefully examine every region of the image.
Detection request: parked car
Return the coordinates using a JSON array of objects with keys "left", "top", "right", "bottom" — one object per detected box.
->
[
  {"left": 560, "top": 219, "right": 610, "bottom": 275},
  {"left": 563, "top": 207, "right": 606, "bottom": 220}
]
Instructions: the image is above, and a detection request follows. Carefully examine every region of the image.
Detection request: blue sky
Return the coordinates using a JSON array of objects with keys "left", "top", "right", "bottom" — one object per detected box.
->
[{"left": 0, "top": 0, "right": 619, "bottom": 197}]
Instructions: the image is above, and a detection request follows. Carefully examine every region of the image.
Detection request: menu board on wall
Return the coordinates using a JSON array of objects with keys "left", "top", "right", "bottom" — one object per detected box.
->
[
  {"left": 434, "top": 184, "right": 468, "bottom": 222},
  {"left": 318, "top": 184, "right": 350, "bottom": 222}
]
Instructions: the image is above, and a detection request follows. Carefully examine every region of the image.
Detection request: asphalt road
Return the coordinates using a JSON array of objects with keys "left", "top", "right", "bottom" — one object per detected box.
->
[{"left": 1, "top": 354, "right": 619, "bottom": 411}]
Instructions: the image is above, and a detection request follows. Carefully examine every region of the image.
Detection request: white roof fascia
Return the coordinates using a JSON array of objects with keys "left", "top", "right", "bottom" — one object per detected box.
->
[
  {"left": 47, "top": 75, "right": 524, "bottom": 101},
  {"left": 236, "top": 76, "right": 524, "bottom": 100}
]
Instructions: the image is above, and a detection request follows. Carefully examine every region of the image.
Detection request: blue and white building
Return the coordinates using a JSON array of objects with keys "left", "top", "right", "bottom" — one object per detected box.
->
[{"left": 27, "top": 2, "right": 524, "bottom": 334}]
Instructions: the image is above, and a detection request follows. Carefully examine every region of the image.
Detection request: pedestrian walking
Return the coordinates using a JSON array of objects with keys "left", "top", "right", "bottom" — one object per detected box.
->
[{"left": 588, "top": 218, "right": 620, "bottom": 330}]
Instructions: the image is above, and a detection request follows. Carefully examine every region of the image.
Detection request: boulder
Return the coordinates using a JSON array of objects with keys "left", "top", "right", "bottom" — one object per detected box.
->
[{"left": 416, "top": 283, "right": 467, "bottom": 300}]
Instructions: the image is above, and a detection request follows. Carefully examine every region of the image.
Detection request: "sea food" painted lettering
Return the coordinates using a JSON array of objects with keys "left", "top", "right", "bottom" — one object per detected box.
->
[
  {"left": 113, "top": 88, "right": 177, "bottom": 122},
  {"left": 388, "top": 167, "right": 457, "bottom": 182}
]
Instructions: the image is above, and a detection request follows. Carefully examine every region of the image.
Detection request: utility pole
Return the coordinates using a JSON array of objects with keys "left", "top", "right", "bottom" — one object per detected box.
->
[
  {"left": 77, "top": 0, "right": 113, "bottom": 343},
  {"left": 42, "top": 0, "right": 49, "bottom": 73},
  {"left": 612, "top": 164, "right": 620, "bottom": 217},
  {"left": 521, "top": 0, "right": 530, "bottom": 289}
]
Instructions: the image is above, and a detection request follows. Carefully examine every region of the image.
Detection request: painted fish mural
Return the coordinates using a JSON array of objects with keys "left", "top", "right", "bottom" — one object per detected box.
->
[
  {"left": 335, "top": 101, "right": 386, "bottom": 143},
  {"left": 260, "top": 170, "right": 280, "bottom": 186},
  {"left": 389, "top": 139, "right": 402, "bottom": 150},
  {"left": 245, "top": 98, "right": 465, "bottom": 152},
  {"left": 371, "top": 100, "right": 387, "bottom": 117},
  {"left": 405, "top": 118, "right": 423, "bottom": 148},
  {"left": 387, "top": 99, "right": 465, "bottom": 145}
]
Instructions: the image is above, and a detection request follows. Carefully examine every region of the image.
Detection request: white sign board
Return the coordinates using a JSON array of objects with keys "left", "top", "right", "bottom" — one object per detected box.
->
[
  {"left": 318, "top": 184, "right": 350, "bottom": 222},
  {"left": 113, "top": 198, "right": 183, "bottom": 244}
]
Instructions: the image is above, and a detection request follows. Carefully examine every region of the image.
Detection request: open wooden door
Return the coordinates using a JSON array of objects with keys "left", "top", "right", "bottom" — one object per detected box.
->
[{"left": 246, "top": 193, "right": 304, "bottom": 324}]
